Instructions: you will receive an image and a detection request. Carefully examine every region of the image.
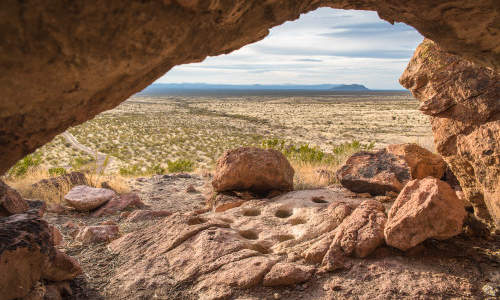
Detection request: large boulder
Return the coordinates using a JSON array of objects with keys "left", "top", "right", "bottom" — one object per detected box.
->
[
  {"left": 0, "top": 213, "right": 82, "bottom": 299},
  {"left": 386, "top": 143, "right": 446, "bottom": 180},
  {"left": 212, "top": 147, "right": 294, "bottom": 194},
  {"left": 336, "top": 149, "right": 411, "bottom": 195},
  {"left": 0, "top": 180, "right": 29, "bottom": 217},
  {"left": 64, "top": 185, "right": 115, "bottom": 211},
  {"left": 400, "top": 39, "right": 500, "bottom": 230},
  {"left": 384, "top": 177, "right": 466, "bottom": 251}
]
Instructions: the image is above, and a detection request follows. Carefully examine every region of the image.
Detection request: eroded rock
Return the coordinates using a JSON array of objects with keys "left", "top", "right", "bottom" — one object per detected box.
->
[
  {"left": 386, "top": 143, "right": 446, "bottom": 180},
  {"left": 76, "top": 225, "right": 120, "bottom": 244},
  {"left": 212, "top": 147, "right": 294, "bottom": 195},
  {"left": 0, "top": 179, "right": 29, "bottom": 216},
  {"left": 384, "top": 177, "right": 466, "bottom": 250},
  {"left": 263, "top": 263, "right": 314, "bottom": 287},
  {"left": 400, "top": 39, "right": 500, "bottom": 229},
  {"left": 64, "top": 185, "right": 115, "bottom": 211},
  {"left": 336, "top": 149, "right": 411, "bottom": 195},
  {"left": 91, "top": 193, "right": 145, "bottom": 217},
  {"left": 0, "top": 213, "right": 82, "bottom": 299}
]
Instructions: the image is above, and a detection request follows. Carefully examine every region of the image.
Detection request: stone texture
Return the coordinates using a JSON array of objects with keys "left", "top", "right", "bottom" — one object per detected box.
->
[
  {"left": 64, "top": 185, "right": 116, "bottom": 211},
  {"left": 263, "top": 263, "right": 314, "bottom": 287},
  {"left": 386, "top": 143, "right": 446, "bottom": 180},
  {"left": 384, "top": 177, "right": 467, "bottom": 251},
  {"left": 32, "top": 172, "right": 88, "bottom": 191},
  {"left": 0, "top": 1, "right": 499, "bottom": 177},
  {"left": 400, "top": 39, "right": 500, "bottom": 229},
  {"left": 0, "top": 179, "right": 29, "bottom": 216},
  {"left": 75, "top": 225, "right": 120, "bottom": 244},
  {"left": 336, "top": 149, "right": 411, "bottom": 195},
  {"left": 320, "top": 200, "right": 387, "bottom": 270},
  {"left": 0, "top": 213, "right": 82, "bottom": 299},
  {"left": 212, "top": 147, "right": 294, "bottom": 194},
  {"left": 125, "top": 209, "right": 172, "bottom": 222},
  {"left": 91, "top": 193, "right": 145, "bottom": 217}
]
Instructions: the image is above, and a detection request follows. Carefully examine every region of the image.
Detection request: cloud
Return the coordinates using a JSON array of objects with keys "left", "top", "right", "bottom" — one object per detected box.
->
[{"left": 155, "top": 8, "right": 423, "bottom": 89}]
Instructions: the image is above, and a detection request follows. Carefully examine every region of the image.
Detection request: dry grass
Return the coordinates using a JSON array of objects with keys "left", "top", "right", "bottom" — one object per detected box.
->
[{"left": 4, "top": 167, "right": 132, "bottom": 205}]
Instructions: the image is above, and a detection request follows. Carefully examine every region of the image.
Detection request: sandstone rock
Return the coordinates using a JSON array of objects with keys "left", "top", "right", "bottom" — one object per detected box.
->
[
  {"left": 212, "top": 147, "right": 294, "bottom": 194},
  {"left": 125, "top": 210, "right": 172, "bottom": 222},
  {"left": 384, "top": 177, "right": 466, "bottom": 251},
  {"left": 49, "top": 224, "right": 64, "bottom": 246},
  {"left": 75, "top": 225, "right": 120, "bottom": 244},
  {"left": 212, "top": 194, "right": 247, "bottom": 213},
  {"left": 400, "top": 39, "right": 500, "bottom": 229},
  {"left": 386, "top": 143, "right": 446, "bottom": 180},
  {"left": 263, "top": 263, "right": 314, "bottom": 286},
  {"left": 91, "top": 193, "right": 145, "bottom": 217},
  {"left": 64, "top": 185, "right": 115, "bottom": 211},
  {"left": 0, "top": 213, "right": 81, "bottom": 299},
  {"left": 321, "top": 200, "right": 387, "bottom": 271},
  {"left": 0, "top": 179, "right": 29, "bottom": 216},
  {"left": 336, "top": 149, "right": 410, "bottom": 195}
]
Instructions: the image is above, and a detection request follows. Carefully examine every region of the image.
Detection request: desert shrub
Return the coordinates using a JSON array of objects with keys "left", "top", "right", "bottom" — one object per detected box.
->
[
  {"left": 71, "top": 156, "right": 94, "bottom": 171},
  {"left": 8, "top": 153, "right": 42, "bottom": 177},
  {"left": 48, "top": 167, "right": 67, "bottom": 177},
  {"left": 148, "top": 164, "right": 165, "bottom": 175},
  {"left": 167, "top": 159, "right": 194, "bottom": 173},
  {"left": 261, "top": 139, "right": 329, "bottom": 164},
  {"left": 119, "top": 164, "right": 142, "bottom": 176}
]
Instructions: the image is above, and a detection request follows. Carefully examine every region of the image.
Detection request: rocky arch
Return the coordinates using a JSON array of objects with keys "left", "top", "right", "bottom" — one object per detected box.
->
[{"left": 0, "top": 1, "right": 499, "bottom": 225}]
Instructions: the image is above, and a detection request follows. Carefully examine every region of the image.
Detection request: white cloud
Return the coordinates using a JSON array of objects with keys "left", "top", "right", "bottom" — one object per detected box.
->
[{"left": 155, "top": 8, "right": 423, "bottom": 89}]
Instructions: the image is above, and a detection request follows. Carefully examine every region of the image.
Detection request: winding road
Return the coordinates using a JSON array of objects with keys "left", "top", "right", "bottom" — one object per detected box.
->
[{"left": 61, "top": 132, "right": 114, "bottom": 172}]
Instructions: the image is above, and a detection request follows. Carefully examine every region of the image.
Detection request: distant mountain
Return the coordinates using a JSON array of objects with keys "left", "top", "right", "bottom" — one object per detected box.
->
[{"left": 138, "top": 83, "right": 371, "bottom": 94}]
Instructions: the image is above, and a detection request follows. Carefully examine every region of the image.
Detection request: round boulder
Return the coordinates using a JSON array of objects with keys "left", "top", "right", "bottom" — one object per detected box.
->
[
  {"left": 212, "top": 147, "right": 294, "bottom": 194},
  {"left": 64, "top": 185, "right": 115, "bottom": 211}
]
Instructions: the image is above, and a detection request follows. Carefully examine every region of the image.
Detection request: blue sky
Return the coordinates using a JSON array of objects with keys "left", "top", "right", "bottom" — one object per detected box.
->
[{"left": 155, "top": 8, "right": 423, "bottom": 90}]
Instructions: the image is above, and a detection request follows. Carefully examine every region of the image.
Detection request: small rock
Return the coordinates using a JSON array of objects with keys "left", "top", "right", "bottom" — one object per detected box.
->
[
  {"left": 91, "top": 193, "right": 145, "bottom": 217},
  {"left": 356, "top": 193, "right": 372, "bottom": 198},
  {"left": 186, "top": 185, "right": 198, "bottom": 193},
  {"left": 386, "top": 143, "right": 446, "bottom": 179},
  {"left": 64, "top": 185, "right": 115, "bottom": 211},
  {"left": 263, "top": 263, "right": 314, "bottom": 287},
  {"left": 0, "top": 179, "right": 29, "bottom": 216},
  {"left": 212, "top": 194, "right": 246, "bottom": 212},
  {"left": 49, "top": 224, "right": 64, "bottom": 246},
  {"left": 384, "top": 177, "right": 466, "bottom": 251},
  {"left": 75, "top": 225, "right": 120, "bottom": 244},
  {"left": 26, "top": 200, "right": 46, "bottom": 217}
]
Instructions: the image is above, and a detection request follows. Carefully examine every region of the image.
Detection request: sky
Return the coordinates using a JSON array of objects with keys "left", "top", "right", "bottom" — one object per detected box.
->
[{"left": 155, "top": 8, "right": 423, "bottom": 90}]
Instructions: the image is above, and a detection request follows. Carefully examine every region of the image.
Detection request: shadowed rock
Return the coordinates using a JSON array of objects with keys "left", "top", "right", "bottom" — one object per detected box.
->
[{"left": 0, "top": 180, "right": 29, "bottom": 217}]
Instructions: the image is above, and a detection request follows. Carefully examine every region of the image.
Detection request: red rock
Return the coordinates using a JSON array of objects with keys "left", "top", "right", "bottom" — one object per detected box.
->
[
  {"left": 91, "top": 193, "right": 145, "bottom": 217},
  {"left": 336, "top": 149, "right": 410, "bottom": 195},
  {"left": 125, "top": 210, "right": 172, "bottom": 222},
  {"left": 49, "top": 225, "right": 64, "bottom": 246},
  {"left": 321, "top": 200, "right": 387, "bottom": 271},
  {"left": 47, "top": 203, "right": 66, "bottom": 214},
  {"left": 212, "top": 147, "right": 294, "bottom": 194},
  {"left": 386, "top": 143, "right": 446, "bottom": 180},
  {"left": 400, "top": 39, "right": 500, "bottom": 229},
  {"left": 384, "top": 177, "right": 466, "bottom": 251},
  {"left": 75, "top": 225, "right": 120, "bottom": 244},
  {"left": 263, "top": 263, "right": 314, "bottom": 287},
  {"left": 0, "top": 213, "right": 81, "bottom": 299},
  {"left": 0, "top": 179, "right": 29, "bottom": 216},
  {"left": 64, "top": 185, "right": 115, "bottom": 211}
]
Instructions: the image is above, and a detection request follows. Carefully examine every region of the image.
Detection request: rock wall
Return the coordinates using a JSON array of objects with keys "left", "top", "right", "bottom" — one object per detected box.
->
[
  {"left": 0, "top": 0, "right": 499, "bottom": 175},
  {"left": 400, "top": 39, "right": 500, "bottom": 230}
]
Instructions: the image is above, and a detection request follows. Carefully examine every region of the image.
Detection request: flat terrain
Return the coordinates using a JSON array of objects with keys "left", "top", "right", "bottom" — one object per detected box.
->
[{"left": 34, "top": 91, "right": 433, "bottom": 173}]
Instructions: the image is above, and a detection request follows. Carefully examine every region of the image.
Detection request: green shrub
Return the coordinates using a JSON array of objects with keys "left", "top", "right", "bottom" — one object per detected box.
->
[
  {"left": 148, "top": 164, "right": 165, "bottom": 175},
  {"left": 8, "top": 154, "right": 42, "bottom": 177},
  {"left": 167, "top": 159, "right": 194, "bottom": 173},
  {"left": 48, "top": 167, "right": 67, "bottom": 177},
  {"left": 119, "top": 164, "right": 142, "bottom": 176}
]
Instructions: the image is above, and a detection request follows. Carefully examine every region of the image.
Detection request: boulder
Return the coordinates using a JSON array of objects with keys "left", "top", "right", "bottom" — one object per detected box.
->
[
  {"left": 212, "top": 147, "right": 294, "bottom": 194},
  {"left": 384, "top": 177, "right": 466, "bottom": 251},
  {"left": 0, "top": 179, "right": 29, "bottom": 216},
  {"left": 400, "top": 39, "right": 500, "bottom": 230},
  {"left": 386, "top": 143, "right": 446, "bottom": 180},
  {"left": 0, "top": 213, "right": 82, "bottom": 299},
  {"left": 321, "top": 200, "right": 387, "bottom": 271},
  {"left": 75, "top": 225, "right": 120, "bottom": 244},
  {"left": 91, "top": 193, "right": 145, "bottom": 217},
  {"left": 336, "top": 149, "right": 411, "bottom": 195},
  {"left": 263, "top": 263, "right": 314, "bottom": 286},
  {"left": 64, "top": 185, "right": 115, "bottom": 211}
]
